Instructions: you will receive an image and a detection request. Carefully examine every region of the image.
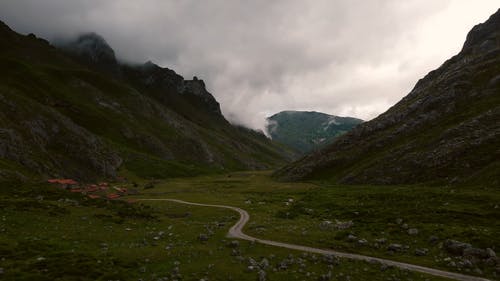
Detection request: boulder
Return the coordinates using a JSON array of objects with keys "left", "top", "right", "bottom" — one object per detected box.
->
[
  {"left": 335, "top": 220, "right": 353, "bottom": 230},
  {"left": 463, "top": 247, "right": 488, "bottom": 259},
  {"left": 428, "top": 235, "right": 439, "bottom": 244},
  {"left": 346, "top": 234, "right": 357, "bottom": 242},
  {"left": 486, "top": 248, "right": 496, "bottom": 258},
  {"left": 318, "top": 271, "right": 332, "bottom": 281},
  {"left": 198, "top": 234, "right": 208, "bottom": 242},
  {"left": 259, "top": 258, "right": 270, "bottom": 269},
  {"left": 408, "top": 228, "right": 419, "bottom": 235},
  {"left": 415, "top": 248, "right": 429, "bottom": 256},
  {"left": 357, "top": 239, "right": 368, "bottom": 246},
  {"left": 258, "top": 270, "right": 266, "bottom": 281},
  {"left": 387, "top": 244, "right": 403, "bottom": 252},
  {"left": 444, "top": 239, "right": 471, "bottom": 255}
]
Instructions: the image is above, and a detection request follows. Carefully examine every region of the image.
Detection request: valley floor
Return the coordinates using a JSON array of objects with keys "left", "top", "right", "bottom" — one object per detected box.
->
[{"left": 0, "top": 172, "right": 498, "bottom": 280}]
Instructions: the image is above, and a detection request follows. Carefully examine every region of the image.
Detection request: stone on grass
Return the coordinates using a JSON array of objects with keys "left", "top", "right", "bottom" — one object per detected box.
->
[
  {"left": 387, "top": 244, "right": 403, "bottom": 252},
  {"left": 485, "top": 257, "right": 498, "bottom": 267},
  {"left": 258, "top": 270, "right": 266, "bottom": 281},
  {"left": 248, "top": 258, "right": 258, "bottom": 266},
  {"left": 260, "top": 258, "right": 270, "bottom": 269},
  {"left": 322, "top": 254, "right": 338, "bottom": 265},
  {"left": 408, "top": 228, "right": 419, "bottom": 235},
  {"left": 357, "top": 239, "right": 368, "bottom": 246},
  {"left": 346, "top": 234, "right": 357, "bottom": 242},
  {"left": 415, "top": 248, "right": 429, "bottom": 256},
  {"left": 380, "top": 264, "right": 391, "bottom": 271},
  {"left": 198, "top": 234, "right": 208, "bottom": 242},
  {"left": 486, "top": 248, "right": 496, "bottom": 258},
  {"left": 228, "top": 240, "right": 240, "bottom": 248},
  {"left": 318, "top": 271, "right": 332, "bottom": 281},
  {"left": 335, "top": 220, "right": 353, "bottom": 230},
  {"left": 461, "top": 259, "right": 473, "bottom": 268},
  {"left": 319, "top": 221, "right": 332, "bottom": 230},
  {"left": 428, "top": 235, "right": 439, "bottom": 244},
  {"left": 444, "top": 239, "right": 471, "bottom": 255},
  {"left": 463, "top": 248, "right": 488, "bottom": 259}
]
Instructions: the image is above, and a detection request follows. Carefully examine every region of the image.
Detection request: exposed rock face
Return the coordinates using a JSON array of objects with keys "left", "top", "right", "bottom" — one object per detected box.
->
[
  {"left": 0, "top": 84, "right": 122, "bottom": 180},
  {"left": 183, "top": 78, "right": 222, "bottom": 115},
  {"left": 275, "top": 9, "right": 500, "bottom": 185}
]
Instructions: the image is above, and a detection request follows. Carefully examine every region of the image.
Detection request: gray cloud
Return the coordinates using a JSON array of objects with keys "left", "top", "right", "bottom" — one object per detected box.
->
[{"left": 1, "top": 0, "right": 498, "bottom": 130}]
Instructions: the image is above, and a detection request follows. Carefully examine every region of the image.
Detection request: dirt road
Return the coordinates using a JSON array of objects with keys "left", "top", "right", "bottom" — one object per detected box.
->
[{"left": 139, "top": 198, "right": 491, "bottom": 281}]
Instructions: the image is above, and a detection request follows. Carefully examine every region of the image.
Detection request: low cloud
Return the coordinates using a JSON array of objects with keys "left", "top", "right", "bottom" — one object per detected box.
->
[{"left": 1, "top": 0, "right": 498, "bottom": 130}]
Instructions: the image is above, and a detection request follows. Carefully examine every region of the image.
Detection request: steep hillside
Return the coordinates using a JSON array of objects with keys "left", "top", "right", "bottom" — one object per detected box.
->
[
  {"left": 275, "top": 9, "right": 500, "bottom": 186},
  {"left": 266, "top": 111, "right": 362, "bottom": 153},
  {"left": 0, "top": 21, "right": 296, "bottom": 182}
]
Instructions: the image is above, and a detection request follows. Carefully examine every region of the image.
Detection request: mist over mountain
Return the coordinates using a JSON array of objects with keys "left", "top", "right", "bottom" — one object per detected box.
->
[{"left": 2, "top": 1, "right": 498, "bottom": 131}]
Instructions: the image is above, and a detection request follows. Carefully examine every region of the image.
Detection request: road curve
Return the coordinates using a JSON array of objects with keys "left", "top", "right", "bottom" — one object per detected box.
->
[{"left": 139, "top": 198, "right": 491, "bottom": 281}]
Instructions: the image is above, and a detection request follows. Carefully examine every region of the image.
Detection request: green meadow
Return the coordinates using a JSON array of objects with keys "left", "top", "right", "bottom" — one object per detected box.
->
[{"left": 1, "top": 171, "right": 498, "bottom": 280}]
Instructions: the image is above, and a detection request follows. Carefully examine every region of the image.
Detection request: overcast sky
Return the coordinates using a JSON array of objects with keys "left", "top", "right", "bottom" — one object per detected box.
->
[{"left": 0, "top": 1, "right": 498, "bottom": 130}]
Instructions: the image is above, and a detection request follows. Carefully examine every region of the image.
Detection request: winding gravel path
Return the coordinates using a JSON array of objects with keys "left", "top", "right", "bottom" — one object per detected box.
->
[{"left": 139, "top": 198, "right": 491, "bottom": 281}]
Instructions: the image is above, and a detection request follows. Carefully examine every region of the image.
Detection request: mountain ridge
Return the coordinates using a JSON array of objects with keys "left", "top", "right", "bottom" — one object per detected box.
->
[
  {"left": 274, "top": 9, "right": 500, "bottom": 186},
  {"left": 0, "top": 21, "right": 297, "bottom": 182},
  {"left": 266, "top": 110, "right": 363, "bottom": 153}
]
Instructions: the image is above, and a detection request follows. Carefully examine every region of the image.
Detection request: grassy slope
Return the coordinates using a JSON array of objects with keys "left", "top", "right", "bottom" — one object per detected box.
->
[{"left": 267, "top": 111, "right": 363, "bottom": 153}]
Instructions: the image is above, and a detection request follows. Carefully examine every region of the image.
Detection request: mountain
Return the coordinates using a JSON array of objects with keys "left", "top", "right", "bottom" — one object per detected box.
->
[
  {"left": 0, "top": 22, "right": 297, "bottom": 182},
  {"left": 266, "top": 111, "right": 363, "bottom": 153},
  {"left": 275, "top": 9, "right": 500, "bottom": 186}
]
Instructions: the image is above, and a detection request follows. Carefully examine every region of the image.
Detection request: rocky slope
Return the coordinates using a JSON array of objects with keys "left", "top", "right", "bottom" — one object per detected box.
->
[
  {"left": 266, "top": 111, "right": 362, "bottom": 153},
  {"left": 275, "top": 9, "right": 500, "bottom": 186},
  {"left": 0, "top": 21, "right": 297, "bottom": 182}
]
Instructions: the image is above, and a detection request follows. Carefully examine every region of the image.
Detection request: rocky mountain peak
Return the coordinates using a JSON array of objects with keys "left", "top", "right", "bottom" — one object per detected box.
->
[
  {"left": 183, "top": 77, "right": 222, "bottom": 115},
  {"left": 69, "top": 32, "right": 117, "bottom": 64},
  {"left": 461, "top": 8, "right": 500, "bottom": 54},
  {"left": 58, "top": 32, "right": 119, "bottom": 74}
]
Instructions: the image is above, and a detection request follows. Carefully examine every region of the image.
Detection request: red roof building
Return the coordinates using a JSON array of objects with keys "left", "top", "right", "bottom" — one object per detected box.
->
[{"left": 106, "top": 193, "right": 120, "bottom": 200}]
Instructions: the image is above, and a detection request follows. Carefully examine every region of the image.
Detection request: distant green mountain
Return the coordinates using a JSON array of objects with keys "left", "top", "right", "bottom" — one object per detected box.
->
[
  {"left": 275, "top": 9, "right": 500, "bottom": 186},
  {"left": 266, "top": 111, "right": 363, "bottom": 153},
  {"left": 0, "top": 21, "right": 297, "bottom": 182}
]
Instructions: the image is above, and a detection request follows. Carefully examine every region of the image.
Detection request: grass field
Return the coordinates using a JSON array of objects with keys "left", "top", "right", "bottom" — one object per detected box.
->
[{"left": 1, "top": 171, "right": 498, "bottom": 280}]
